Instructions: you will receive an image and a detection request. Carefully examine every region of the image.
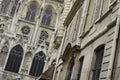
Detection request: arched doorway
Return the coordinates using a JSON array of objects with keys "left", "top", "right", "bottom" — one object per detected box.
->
[
  {"left": 5, "top": 44, "right": 24, "bottom": 73},
  {"left": 29, "top": 51, "right": 46, "bottom": 77}
]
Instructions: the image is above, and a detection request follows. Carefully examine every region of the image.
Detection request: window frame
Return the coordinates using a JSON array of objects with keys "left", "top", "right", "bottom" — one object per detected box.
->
[
  {"left": 66, "top": 57, "right": 75, "bottom": 80},
  {"left": 77, "top": 56, "right": 84, "bottom": 80},
  {"left": 41, "top": 6, "right": 53, "bottom": 26},
  {"left": 29, "top": 51, "right": 46, "bottom": 77},
  {"left": 109, "top": 0, "right": 117, "bottom": 7},
  {"left": 0, "top": 0, "right": 11, "bottom": 14},
  {"left": 25, "top": 2, "right": 38, "bottom": 22},
  {"left": 38, "top": 30, "right": 49, "bottom": 44},
  {"left": 91, "top": 0, "right": 103, "bottom": 24},
  {"left": 10, "top": 0, "right": 20, "bottom": 17},
  {"left": 5, "top": 45, "right": 24, "bottom": 73},
  {"left": 92, "top": 45, "right": 105, "bottom": 80}
]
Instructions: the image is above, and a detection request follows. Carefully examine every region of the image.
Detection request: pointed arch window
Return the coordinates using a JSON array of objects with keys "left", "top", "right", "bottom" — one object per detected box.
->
[
  {"left": 5, "top": 45, "right": 24, "bottom": 73},
  {"left": 10, "top": 0, "right": 19, "bottom": 16},
  {"left": 29, "top": 51, "right": 45, "bottom": 77},
  {"left": 41, "top": 7, "right": 52, "bottom": 26},
  {"left": 25, "top": 2, "right": 37, "bottom": 22},
  {"left": 0, "top": 0, "right": 11, "bottom": 14}
]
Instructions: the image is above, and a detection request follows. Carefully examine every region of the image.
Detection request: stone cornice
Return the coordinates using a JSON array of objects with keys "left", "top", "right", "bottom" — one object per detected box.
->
[{"left": 63, "top": 0, "right": 83, "bottom": 27}]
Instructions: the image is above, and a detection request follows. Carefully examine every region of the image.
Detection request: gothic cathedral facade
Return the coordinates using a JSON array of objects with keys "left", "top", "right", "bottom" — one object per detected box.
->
[{"left": 0, "top": 0, "right": 63, "bottom": 80}]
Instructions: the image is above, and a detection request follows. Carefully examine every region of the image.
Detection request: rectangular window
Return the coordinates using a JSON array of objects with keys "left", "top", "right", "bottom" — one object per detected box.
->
[
  {"left": 72, "top": 13, "right": 78, "bottom": 42},
  {"left": 92, "top": 46, "right": 104, "bottom": 80},
  {"left": 77, "top": 56, "right": 84, "bottom": 80},
  {"left": 67, "top": 58, "right": 75, "bottom": 80},
  {"left": 78, "top": 7, "right": 83, "bottom": 37},
  {"left": 91, "top": 0, "right": 103, "bottom": 24}
]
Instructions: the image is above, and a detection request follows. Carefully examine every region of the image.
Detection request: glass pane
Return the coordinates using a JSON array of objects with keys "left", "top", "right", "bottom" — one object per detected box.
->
[
  {"left": 30, "top": 3, "right": 37, "bottom": 10},
  {"left": 92, "top": 47, "right": 104, "bottom": 80},
  {"left": 46, "top": 16, "right": 51, "bottom": 25},
  {"left": 10, "top": 0, "right": 19, "bottom": 16},
  {"left": 5, "top": 45, "right": 23, "bottom": 73},
  {"left": 30, "top": 12, "right": 35, "bottom": 21},
  {"left": 25, "top": 2, "right": 37, "bottom": 21},
  {"left": 1, "top": 0, "right": 11, "bottom": 14},
  {"left": 41, "top": 7, "right": 52, "bottom": 26},
  {"left": 41, "top": 15, "right": 47, "bottom": 25},
  {"left": 77, "top": 57, "right": 84, "bottom": 80},
  {"left": 45, "top": 8, "right": 52, "bottom": 15}
]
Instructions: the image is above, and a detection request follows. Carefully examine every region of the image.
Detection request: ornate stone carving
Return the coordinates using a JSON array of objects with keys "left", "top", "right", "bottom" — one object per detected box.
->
[
  {"left": 0, "top": 29, "right": 4, "bottom": 34},
  {"left": 1, "top": 46, "right": 9, "bottom": 53},
  {"left": 21, "top": 26, "right": 30, "bottom": 35}
]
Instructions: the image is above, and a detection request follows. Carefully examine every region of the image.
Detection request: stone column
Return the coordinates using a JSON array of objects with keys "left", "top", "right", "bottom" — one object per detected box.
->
[
  {"left": 10, "top": 0, "right": 23, "bottom": 32},
  {"left": 30, "top": 0, "right": 45, "bottom": 46}
]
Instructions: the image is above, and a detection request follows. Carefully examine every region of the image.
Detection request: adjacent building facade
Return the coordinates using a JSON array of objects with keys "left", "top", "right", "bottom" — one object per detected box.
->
[
  {"left": 47, "top": 0, "right": 120, "bottom": 80},
  {"left": 0, "top": 0, "right": 63, "bottom": 80},
  {"left": 0, "top": 0, "right": 120, "bottom": 80}
]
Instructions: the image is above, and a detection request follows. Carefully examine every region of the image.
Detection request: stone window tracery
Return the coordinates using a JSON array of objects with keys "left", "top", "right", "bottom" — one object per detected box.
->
[
  {"left": 38, "top": 30, "right": 48, "bottom": 44},
  {"left": 29, "top": 51, "right": 45, "bottom": 77},
  {"left": 1, "top": 45, "right": 9, "bottom": 53},
  {"left": 21, "top": 26, "right": 30, "bottom": 35},
  {"left": 41, "top": 7, "right": 52, "bottom": 26},
  {"left": 5, "top": 44, "right": 24, "bottom": 73},
  {"left": 10, "top": 0, "right": 19, "bottom": 16},
  {"left": 25, "top": 2, "right": 37, "bottom": 22},
  {"left": 0, "top": 0, "right": 11, "bottom": 14}
]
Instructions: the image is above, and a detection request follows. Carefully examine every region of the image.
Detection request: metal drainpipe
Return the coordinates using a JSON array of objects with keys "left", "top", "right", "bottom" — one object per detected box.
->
[{"left": 107, "top": 15, "right": 120, "bottom": 80}]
